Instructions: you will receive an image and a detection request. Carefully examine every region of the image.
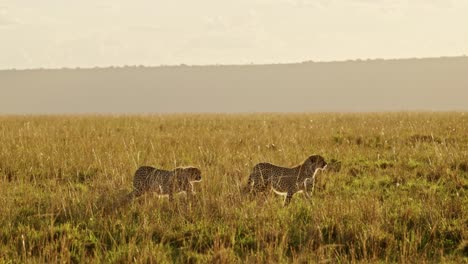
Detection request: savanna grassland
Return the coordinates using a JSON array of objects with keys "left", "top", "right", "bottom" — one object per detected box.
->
[{"left": 0, "top": 113, "right": 467, "bottom": 263}]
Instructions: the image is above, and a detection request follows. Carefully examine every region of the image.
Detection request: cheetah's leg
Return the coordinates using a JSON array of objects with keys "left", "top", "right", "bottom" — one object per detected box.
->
[
  {"left": 311, "top": 176, "right": 317, "bottom": 194},
  {"left": 255, "top": 179, "right": 269, "bottom": 193},
  {"left": 187, "top": 187, "right": 196, "bottom": 201},
  {"left": 189, "top": 182, "right": 199, "bottom": 196},
  {"left": 168, "top": 192, "right": 174, "bottom": 202},
  {"left": 303, "top": 179, "right": 312, "bottom": 200},
  {"left": 284, "top": 191, "right": 294, "bottom": 206}
]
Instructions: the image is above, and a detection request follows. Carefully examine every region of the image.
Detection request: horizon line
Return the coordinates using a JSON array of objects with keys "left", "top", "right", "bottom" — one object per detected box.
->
[
  {"left": 1, "top": 55, "right": 467, "bottom": 72},
  {"left": 1, "top": 111, "right": 467, "bottom": 117}
]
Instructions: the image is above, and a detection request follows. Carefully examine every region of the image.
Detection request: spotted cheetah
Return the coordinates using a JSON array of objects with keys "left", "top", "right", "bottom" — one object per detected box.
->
[
  {"left": 244, "top": 155, "right": 327, "bottom": 206},
  {"left": 128, "top": 166, "right": 202, "bottom": 201}
]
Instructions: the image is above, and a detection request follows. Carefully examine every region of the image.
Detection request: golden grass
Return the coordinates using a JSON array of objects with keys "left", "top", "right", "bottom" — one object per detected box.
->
[{"left": 0, "top": 113, "right": 467, "bottom": 263}]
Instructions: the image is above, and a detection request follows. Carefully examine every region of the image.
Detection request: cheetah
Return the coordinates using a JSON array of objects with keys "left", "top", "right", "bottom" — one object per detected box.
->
[
  {"left": 128, "top": 166, "right": 202, "bottom": 201},
  {"left": 244, "top": 155, "right": 327, "bottom": 206}
]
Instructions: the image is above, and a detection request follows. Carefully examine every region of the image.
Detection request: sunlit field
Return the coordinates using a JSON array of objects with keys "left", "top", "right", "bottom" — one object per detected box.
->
[{"left": 0, "top": 113, "right": 466, "bottom": 263}]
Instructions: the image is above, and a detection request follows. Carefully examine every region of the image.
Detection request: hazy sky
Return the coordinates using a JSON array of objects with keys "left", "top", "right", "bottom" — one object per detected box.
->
[{"left": 1, "top": 0, "right": 467, "bottom": 69}]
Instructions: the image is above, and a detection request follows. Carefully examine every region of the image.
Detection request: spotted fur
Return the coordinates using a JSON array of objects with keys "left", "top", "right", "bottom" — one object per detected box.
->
[
  {"left": 245, "top": 155, "right": 327, "bottom": 206},
  {"left": 129, "top": 166, "right": 202, "bottom": 201}
]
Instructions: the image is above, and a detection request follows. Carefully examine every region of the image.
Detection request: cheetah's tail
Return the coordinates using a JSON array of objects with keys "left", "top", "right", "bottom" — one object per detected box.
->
[
  {"left": 124, "top": 191, "right": 136, "bottom": 202},
  {"left": 99, "top": 190, "right": 135, "bottom": 214},
  {"left": 110, "top": 191, "right": 135, "bottom": 211}
]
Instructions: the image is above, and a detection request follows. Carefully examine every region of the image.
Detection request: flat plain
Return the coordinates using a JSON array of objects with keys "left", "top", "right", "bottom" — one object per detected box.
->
[{"left": 0, "top": 113, "right": 466, "bottom": 263}]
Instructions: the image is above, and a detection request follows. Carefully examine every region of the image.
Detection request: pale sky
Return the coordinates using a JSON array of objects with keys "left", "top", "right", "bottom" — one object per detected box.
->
[{"left": 1, "top": 0, "right": 467, "bottom": 69}]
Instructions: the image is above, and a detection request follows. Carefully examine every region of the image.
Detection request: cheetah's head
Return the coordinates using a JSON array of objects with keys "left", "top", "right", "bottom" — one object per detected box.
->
[
  {"left": 175, "top": 167, "right": 202, "bottom": 182},
  {"left": 304, "top": 155, "right": 328, "bottom": 173}
]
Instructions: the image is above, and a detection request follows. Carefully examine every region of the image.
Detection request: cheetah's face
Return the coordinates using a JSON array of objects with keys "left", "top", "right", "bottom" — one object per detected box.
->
[
  {"left": 185, "top": 167, "right": 202, "bottom": 182},
  {"left": 307, "top": 155, "right": 328, "bottom": 170}
]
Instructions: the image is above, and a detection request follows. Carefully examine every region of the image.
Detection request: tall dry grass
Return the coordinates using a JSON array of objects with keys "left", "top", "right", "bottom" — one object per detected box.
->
[{"left": 0, "top": 113, "right": 466, "bottom": 263}]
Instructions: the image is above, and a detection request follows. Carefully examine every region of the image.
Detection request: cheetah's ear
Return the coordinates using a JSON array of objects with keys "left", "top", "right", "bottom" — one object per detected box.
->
[
  {"left": 308, "top": 155, "right": 327, "bottom": 169},
  {"left": 187, "top": 167, "right": 201, "bottom": 175},
  {"left": 308, "top": 155, "right": 325, "bottom": 163}
]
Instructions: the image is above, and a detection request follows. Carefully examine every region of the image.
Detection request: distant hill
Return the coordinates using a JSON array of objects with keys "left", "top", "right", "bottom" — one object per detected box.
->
[{"left": 1, "top": 57, "right": 468, "bottom": 113}]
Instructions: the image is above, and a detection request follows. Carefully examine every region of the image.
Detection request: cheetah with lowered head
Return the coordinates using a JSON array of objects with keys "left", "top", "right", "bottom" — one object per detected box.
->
[
  {"left": 128, "top": 166, "right": 202, "bottom": 201},
  {"left": 244, "top": 155, "right": 327, "bottom": 206}
]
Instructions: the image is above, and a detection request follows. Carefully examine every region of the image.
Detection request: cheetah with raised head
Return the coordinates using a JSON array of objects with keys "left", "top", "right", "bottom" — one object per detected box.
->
[
  {"left": 128, "top": 166, "right": 202, "bottom": 201},
  {"left": 244, "top": 155, "right": 327, "bottom": 206}
]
